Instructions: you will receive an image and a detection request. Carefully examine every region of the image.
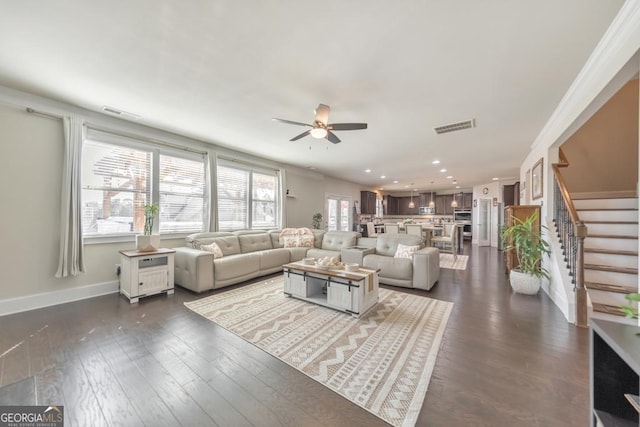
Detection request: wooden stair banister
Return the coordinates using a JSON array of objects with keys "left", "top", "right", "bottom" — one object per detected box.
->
[{"left": 552, "top": 148, "right": 588, "bottom": 328}]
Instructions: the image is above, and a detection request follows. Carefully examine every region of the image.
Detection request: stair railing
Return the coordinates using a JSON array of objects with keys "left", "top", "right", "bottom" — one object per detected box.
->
[{"left": 552, "top": 148, "right": 588, "bottom": 327}]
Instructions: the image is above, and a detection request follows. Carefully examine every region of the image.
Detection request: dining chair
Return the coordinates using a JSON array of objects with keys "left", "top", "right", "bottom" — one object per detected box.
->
[
  {"left": 366, "top": 222, "right": 378, "bottom": 237},
  {"left": 405, "top": 223, "right": 423, "bottom": 237},
  {"left": 385, "top": 223, "right": 400, "bottom": 234},
  {"left": 431, "top": 223, "right": 457, "bottom": 259}
]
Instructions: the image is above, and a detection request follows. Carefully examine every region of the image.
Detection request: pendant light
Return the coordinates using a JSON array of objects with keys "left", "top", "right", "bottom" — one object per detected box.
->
[
  {"left": 451, "top": 192, "right": 458, "bottom": 208},
  {"left": 408, "top": 183, "right": 415, "bottom": 209},
  {"left": 429, "top": 181, "right": 435, "bottom": 208}
]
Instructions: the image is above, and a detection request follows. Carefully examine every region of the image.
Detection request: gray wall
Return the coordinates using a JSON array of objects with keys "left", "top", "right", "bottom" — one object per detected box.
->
[{"left": 0, "top": 101, "right": 360, "bottom": 308}]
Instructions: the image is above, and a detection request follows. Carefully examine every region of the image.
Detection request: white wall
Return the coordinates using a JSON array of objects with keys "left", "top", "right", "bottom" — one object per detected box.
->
[
  {"left": 285, "top": 169, "right": 361, "bottom": 229},
  {"left": 0, "top": 89, "right": 361, "bottom": 315},
  {"left": 518, "top": 1, "right": 640, "bottom": 322}
]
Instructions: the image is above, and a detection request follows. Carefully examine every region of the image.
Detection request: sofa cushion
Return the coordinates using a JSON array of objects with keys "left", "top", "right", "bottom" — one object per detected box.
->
[
  {"left": 258, "top": 248, "right": 291, "bottom": 270},
  {"left": 211, "top": 236, "right": 241, "bottom": 256},
  {"left": 375, "top": 234, "right": 423, "bottom": 257},
  {"left": 321, "top": 231, "right": 360, "bottom": 251},
  {"left": 269, "top": 230, "right": 284, "bottom": 248},
  {"left": 238, "top": 233, "right": 273, "bottom": 253},
  {"left": 306, "top": 248, "right": 342, "bottom": 261},
  {"left": 394, "top": 243, "right": 420, "bottom": 259},
  {"left": 213, "top": 253, "right": 260, "bottom": 282},
  {"left": 186, "top": 231, "right": 234, "bottom": 249},
  {"left": 201, "top": 242, "right": 224, "bottom": 258},
  {"left": 363, "top": 254, "right": 413, "bottom": 281}
]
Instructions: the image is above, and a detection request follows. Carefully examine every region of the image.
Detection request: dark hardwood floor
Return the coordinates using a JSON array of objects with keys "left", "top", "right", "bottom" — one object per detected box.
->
[{"left": 0, "top": 244, "right": 590, "bottom": 426}]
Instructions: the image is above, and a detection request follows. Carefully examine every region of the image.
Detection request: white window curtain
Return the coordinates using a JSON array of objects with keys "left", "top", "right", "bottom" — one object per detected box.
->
[
  {"left": 277, "top": 169, "right": 286, "bottom": 228},
  {"left": 56, "top": 116, "right": 86, "bottom": 277}
]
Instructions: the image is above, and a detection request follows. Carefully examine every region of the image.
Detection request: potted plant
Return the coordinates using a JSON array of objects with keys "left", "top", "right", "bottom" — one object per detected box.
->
[
  {"left": 501, "top": 211, "right": 551, "bottom": 295},
  {"left": 136, "top": 203, "right": 160, "bottom": 251},
  {"left": 312, "top": 213, "right": 323, "bottom": 230}
]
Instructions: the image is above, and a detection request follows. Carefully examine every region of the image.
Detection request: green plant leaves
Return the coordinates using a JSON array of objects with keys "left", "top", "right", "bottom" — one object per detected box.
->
[{"left": 501, "top": 211, "right": 550, "bottom": 279}]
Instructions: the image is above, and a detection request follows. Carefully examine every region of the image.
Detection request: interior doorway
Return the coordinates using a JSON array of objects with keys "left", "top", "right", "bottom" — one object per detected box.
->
[
  {"left": 477, "top": 199, "right": 491, "bottom": 246},
  {"left": 326, "top": 195, "right": 351, "bottom": 231}
]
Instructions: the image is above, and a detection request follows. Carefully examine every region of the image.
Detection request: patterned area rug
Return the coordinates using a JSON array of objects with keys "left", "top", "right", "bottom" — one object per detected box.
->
[
  {"left": 439, "top": 254, "right": 469, "bottom": 270},
  {"left": 185, "top": 278, "right": 453, "bottom": 427}
]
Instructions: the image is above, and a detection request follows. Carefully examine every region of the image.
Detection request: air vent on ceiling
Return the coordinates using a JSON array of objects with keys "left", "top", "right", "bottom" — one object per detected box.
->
[
  {"left": 434, "top": 119, "right": 475, "bottom": 135},
  {"left": 101, "top": 106, "right": 140, "bottom": 120}
]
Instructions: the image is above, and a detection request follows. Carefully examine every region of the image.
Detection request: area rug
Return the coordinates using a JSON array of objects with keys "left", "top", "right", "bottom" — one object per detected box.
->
[
  {"left": 439, "top": 254, "right": 468, "bottom": 270},
  {"left": 185, "top": 278, "right": 453, "bottom": 427}
]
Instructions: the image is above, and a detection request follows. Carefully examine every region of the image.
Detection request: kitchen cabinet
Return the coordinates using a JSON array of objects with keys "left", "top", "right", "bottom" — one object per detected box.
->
[
  {"left": 360, "top": 191, "right": 377, "bottom": 215},
  {"left": 419, "top": 193, "right": 435, "bottom": 208},
  {"left": 435, "top": 194, "right": 454, "bottom": 215},
  {"left": 398, "top": 196, "right": 419, "bottom": 215},
  {"left": 384, "top": 195, "right": 398, "bottom": 215},
  {"left": 462, "top": 193, "right": 473, "bottom": 209}
]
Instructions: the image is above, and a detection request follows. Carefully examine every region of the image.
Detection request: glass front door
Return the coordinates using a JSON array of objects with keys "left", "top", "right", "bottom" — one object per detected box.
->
[{"left": 326, "top": 195, "right": 351, "bottom": 231}]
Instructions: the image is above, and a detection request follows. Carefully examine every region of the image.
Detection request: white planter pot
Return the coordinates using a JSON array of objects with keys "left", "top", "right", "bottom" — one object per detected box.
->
[
  {"left": 509, "top": 270, "right": 541, "bottom": 295},
  {"left": 136, "top": 234, "right": 160, "bottom": 252}
]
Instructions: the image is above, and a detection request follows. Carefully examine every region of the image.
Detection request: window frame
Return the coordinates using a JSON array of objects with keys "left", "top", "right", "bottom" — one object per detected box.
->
[
  {"left": 216, "top": 159, "right": 280, "bottom": 231},
  {"left": 82, "top": 129, "right": 208, "bottom": 243}
]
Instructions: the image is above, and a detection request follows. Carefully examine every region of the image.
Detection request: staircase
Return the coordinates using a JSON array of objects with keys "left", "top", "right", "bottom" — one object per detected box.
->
[{"left": 573, "top": 196, "right": 638, "bottom": 324}]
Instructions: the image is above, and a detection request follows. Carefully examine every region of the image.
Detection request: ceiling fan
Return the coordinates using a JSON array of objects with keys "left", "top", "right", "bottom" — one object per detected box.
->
[{"left": 272, "top": 104, "right": 367, "bottom": 144}]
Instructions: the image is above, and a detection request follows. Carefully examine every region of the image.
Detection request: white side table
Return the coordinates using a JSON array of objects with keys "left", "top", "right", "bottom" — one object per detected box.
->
[{"left": 119, "top": 248, "right": 175, "bottom": 303}]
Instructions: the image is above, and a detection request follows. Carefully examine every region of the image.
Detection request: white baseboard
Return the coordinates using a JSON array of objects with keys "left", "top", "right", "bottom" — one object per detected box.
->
[{"left": 0, "top": 281, "right": 119, "bottom": 317}]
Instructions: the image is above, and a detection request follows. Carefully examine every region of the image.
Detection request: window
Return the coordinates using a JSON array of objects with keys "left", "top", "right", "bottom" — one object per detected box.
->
[
  {"left": 81, "top": 132, "right": 207, "bottom": 237},
  {"left": 217, "top": 161, "right": 278, "bottom": 230}
]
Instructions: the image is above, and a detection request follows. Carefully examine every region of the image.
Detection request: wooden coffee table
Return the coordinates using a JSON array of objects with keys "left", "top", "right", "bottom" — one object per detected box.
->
[{"left": 282, "top": 261, "right": 379, "bottom": 317}]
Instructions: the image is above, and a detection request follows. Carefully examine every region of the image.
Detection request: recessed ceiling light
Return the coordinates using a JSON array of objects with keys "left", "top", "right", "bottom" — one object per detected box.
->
[
  {"left": 452, "top": 180, "right": 457, "bottom": 184},
  {"left": 440, "top": 169, "right": 447, "bottom": 173},
  {"left": 492, "top": 177, "right": 499, "bottom": 181},
  {"left": 306, "top": 166, "right": 316, "bottom": 170},
  {"left": 380, "top": 175, "right": 386, "bottom": 179},
  {"left": 456, "top": 185, "right": 461, "bottom": 189},
  {"left": 432, "top": 160, "right": 440, "bottom": 164},
  {"left": 393, "top": 180, "right": 398, "bottom": 184},
  {"left": 365, "top": 169, "right": 371, "bottom": 173},
  {"left": 404, "top": 185, "right": 409, "bottom": 188},
  {"left": 446, "top": 175, "right": 453, "bottom": 179}
]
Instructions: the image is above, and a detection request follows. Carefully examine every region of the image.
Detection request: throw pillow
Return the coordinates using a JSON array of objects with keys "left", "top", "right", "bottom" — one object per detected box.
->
[
  {"left": 394, "top": 243, "right": 420, "bottom": 259},
  {"left": 201, "top": 242, "right": 224, "bottom": 259}
]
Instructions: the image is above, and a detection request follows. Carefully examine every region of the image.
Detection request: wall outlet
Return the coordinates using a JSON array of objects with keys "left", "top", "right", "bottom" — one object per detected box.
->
[{"left": 115, "top": 264, "right": 121, "bottom": 276}]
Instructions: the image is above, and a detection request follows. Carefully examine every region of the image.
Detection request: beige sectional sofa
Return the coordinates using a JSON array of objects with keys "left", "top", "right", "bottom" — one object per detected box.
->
[{"left": 174, "top": 229, "right": 360, "bottom": 293}]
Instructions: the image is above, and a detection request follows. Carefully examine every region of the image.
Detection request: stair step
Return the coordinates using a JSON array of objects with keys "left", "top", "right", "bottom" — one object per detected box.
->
[
  {"left": 579, "top": 210, "right": 638, "bottom": 222},
  {"left": 585, "top": 237, "right": 639, "bottom": 252},
  {"left": 583, "top": 220, "right": 638, "bottom": 224},
  {"left": 592, "top": 302, "right": 628, "bottom": 317},
  {"left": 584, "top": 264, "right": 638, "bottom": 275},
  {"left": 585, "top": 282, "right": 636, "bottom": 294},
  {"left": 577, "top": 208, "right": 638, "bottom": 211},
  {"left": 584, "top": 248, "right": 638, "bottom": 256},
  {"left": 587, "top": 234, "right": 638, "bottom": 239}
]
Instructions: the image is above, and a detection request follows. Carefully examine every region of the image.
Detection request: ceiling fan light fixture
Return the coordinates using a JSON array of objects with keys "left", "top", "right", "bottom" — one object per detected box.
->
[{"left": 310, "top": 128, "right": 328, "bottom": 139}]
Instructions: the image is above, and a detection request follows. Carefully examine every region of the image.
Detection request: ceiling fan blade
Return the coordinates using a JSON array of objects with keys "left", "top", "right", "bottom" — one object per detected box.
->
[
  {"left": 272, "top": 118, "right": 312, "bottom": 127},
  {"left": 328, "top": 123, "right": 368, "bottom": 131},
  {"left": 326, "top": 131, "right": 341, "bottom": 144},
  {"left": 314, "top": 104, "right": 330, "bottom": 126},
  {"left": 290, "top": 130, "right": 311, "bottom": 141}
]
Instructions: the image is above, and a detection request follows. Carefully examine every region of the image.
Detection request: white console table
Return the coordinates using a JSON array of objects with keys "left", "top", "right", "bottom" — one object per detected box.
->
[
  {"left": 282, "top": 262, "right": 379, "bottom": 317},
  {"left": 119, "top": 248, "right": 175, "bottom": 303}
]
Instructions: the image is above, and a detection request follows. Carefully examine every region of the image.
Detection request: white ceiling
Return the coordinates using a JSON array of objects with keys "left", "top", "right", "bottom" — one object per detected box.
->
[{"left": 0, "top": 1, "right": 625, "bottom": 193}]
